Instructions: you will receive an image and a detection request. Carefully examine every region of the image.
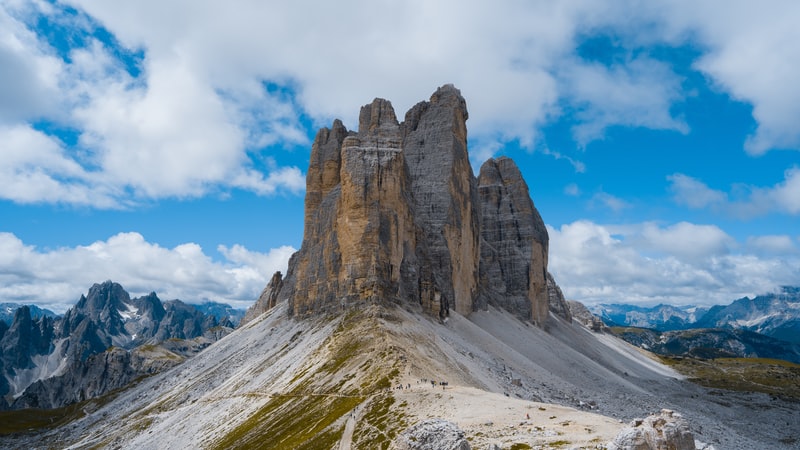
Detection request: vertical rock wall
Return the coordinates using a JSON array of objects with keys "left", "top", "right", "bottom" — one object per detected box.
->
[
  {"left": 477, "top": 157, "right": 550, "bottom": 326},
  {"left": 402, "top": 86, "right": 480, "bottom": 316}
]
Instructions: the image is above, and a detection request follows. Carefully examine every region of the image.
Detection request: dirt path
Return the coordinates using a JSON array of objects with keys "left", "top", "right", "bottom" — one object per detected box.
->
[{"left": 338, "top": 413, "right": 356, "bottom": 450}]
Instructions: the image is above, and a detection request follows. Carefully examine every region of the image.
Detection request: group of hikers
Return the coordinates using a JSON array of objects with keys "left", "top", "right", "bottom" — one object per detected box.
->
[{"left": 392, "top": 378, "right": 451, "bottom": 391}]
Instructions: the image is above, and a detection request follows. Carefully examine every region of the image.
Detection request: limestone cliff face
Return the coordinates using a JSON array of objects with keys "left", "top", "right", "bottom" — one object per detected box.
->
[
  {"left": 477, "top": 157, "right": 550, "bottom": 326},
  {"left": 268, "top": 85, "right": 562, "bottom": 327},
  {"left": 402, "top": 87, "right": 480, "bottom": 316}
]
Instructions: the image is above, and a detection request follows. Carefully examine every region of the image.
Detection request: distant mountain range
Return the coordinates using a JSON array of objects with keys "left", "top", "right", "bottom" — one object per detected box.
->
[
  {"left": 609, "top": 326, "right": 800, "bottom": 364},
  {"left": 194, "top": 301, "right": 246, "bottom": 327},
  {"left": 0, "top": 281, "right": 243, "bottom": 410},
  {"left": 591, "top": 286, "right": 800, "bottom": 344},
  {"left": 0, "top": 303, "right": 57, "bottom": 326}
]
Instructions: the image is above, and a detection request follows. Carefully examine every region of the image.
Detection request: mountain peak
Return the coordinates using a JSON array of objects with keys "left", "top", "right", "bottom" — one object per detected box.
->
[
  {"left": 78, "top": 280, "right": 131, "bottom": 314},
  {"left": 358, "top": 97, "right": 399, "bottom": 133}
]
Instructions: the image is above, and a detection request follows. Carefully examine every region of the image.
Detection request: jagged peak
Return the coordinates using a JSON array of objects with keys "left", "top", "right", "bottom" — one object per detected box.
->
[
  {"left": 358, "top": 97, "right": 399, "bottom": 133},
  {"left": 429, "top": 83, "right": 468, "bottom": 120}
]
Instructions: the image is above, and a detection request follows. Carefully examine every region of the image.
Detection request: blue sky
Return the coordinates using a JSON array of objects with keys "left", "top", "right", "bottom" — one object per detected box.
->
[{"left": 1, "top": 1, "right": 799, "bottom": 312}]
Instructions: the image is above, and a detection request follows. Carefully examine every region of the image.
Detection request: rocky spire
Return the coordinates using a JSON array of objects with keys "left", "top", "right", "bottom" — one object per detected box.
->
[
  {"left": 477, "top": 156, "right": 549, "bottom": 326},
  {"left": 402, "top": 84, "right": 480, "bottom": 316},
  {"left": 262, "top": 85, "right": 560, "bottom": 327}
]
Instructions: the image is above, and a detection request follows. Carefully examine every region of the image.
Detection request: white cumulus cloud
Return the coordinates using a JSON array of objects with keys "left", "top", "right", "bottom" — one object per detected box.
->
[
  {"left": 0, "top": 231, "right": 295, "bottom": 312},
  {"left": 548, "top": 220, "right": 800, "bottom": 306},
  {"left": 668, "top": 167, "right": 800, "bottom": 217}
]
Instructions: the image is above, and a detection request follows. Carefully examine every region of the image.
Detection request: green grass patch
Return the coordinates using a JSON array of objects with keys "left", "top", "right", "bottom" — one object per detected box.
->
[
  {"left": 294, "top": 423, "right": 346, "bottom": 450},
  {"left": 509, "top": 443, "right": 532, "bottom": 450},
  {"left": 662, "top": 356, "right": 800, "bottom": 399},
  {"left": 212, "top": 305, "right": 407, "bottom": 449},
  {"left": 352, "top": 392, "right": 407, "bottom": 449},
  {"left": 211, "top": 393, "right": 363, "bottom": 450},
  {"left": 0, "top": 402, "right": 86, "bottom": 435}
]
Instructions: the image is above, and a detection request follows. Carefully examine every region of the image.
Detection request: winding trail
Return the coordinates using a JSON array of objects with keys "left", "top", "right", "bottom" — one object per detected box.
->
[{"left": 338, "top": 399, "right": 369, "bottom": 450}]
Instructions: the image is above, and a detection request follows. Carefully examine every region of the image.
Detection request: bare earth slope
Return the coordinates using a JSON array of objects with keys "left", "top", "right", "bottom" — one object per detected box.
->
[{"left": 3, "top": 302, "right": 798, "bottom": 449}]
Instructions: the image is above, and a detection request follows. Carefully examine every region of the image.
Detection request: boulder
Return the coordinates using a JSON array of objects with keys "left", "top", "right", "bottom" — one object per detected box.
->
[
  {"left": 608, "top": 409, "right": 696, "bottom": 450},
  {"left": 391, "top": 419, "right": 471, "bottom": 450}
]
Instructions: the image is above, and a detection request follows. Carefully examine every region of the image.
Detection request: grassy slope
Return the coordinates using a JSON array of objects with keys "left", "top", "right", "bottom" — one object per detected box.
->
[
  {"left": 211, "top": 307, "right": 408, "bottom": 450},
  {"left": 661, "top": 356, "right": 800, "bottom": 400}
]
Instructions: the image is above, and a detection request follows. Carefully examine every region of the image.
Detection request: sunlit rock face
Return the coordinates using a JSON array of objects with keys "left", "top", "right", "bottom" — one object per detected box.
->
[{"left": 274, "top": 84, "right": 559, "bottom": 326}]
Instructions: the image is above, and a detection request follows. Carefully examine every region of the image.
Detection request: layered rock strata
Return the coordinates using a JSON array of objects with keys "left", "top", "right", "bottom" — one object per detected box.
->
[
  {"left": 271, "top": 85, "right": 562, "bottom": 327},
  {"left": 477, "top": 156, "right": 551, "bottom": 326}
]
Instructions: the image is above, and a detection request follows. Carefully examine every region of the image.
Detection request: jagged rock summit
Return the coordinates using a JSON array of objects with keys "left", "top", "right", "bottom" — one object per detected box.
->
[{"left": 257, "top": 84, "right": 568, "bottom": 327}]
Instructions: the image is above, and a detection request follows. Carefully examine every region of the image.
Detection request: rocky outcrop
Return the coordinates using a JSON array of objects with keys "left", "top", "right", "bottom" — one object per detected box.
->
[
  {"left": 391, "top": 419, "right": 471, "bottom": 450},
  {"left": 241, "top": 271, "right": 284, "bottom": 326},
  {"left": 1, "top": 303, "right": 56, "bottom": 326},
  {"left": 608, "top": 409, "right": 697, "bottom": 450},
  {"left": 11, "top": 327, "right": 230, "bottom": 410},
  {"left": 547, "top": 272, "right": 572, "bottom": 323},
  {"left": 402, "top": 87, "right": 480, "bottom": 316},
  {"left": 13, "top": 345, "right": 179, "bottom": 409},
  {"left": 0, "top": 306, "right": 54, "bottom": 370},
  {"left": 282, "top": 86, "right": 474, "bottom": 319},
  {"left": 569, "top": 300, "right": 607, "bottom": 332},
  {"left": 274, "top": 85, "right": 560, "bottom": 326}
]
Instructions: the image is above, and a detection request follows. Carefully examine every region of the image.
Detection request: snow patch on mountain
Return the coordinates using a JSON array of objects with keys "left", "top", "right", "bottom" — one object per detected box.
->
[{"left": 117, "top": 302, "right": 140, "bottom": 321}]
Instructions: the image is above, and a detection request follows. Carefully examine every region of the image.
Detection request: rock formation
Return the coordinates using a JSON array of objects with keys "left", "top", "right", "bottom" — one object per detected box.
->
[
  {"left": 402, "top": 88, "right": 479, "bottom": 317},
  {"left": 547, "top": 272, "right": 572, "bottom": 323},
  {"left": 569, "top": 300, "right": 607, "bottom": 332},
  {"left": 262, "top": 85, "right": 563, "bottom": 327}
]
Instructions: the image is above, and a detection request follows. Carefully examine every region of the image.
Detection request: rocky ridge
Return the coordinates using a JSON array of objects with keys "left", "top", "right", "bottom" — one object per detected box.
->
[
  {"left": 696, "top": 286, "right": 800, "bottom": 344},
  {"left": 252, "top": 84, "right": 568, "bottom": 327}
]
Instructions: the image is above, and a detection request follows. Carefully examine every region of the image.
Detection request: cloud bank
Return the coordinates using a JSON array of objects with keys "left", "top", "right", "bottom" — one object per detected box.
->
[
  {"left": 0, "top": 231, "right": 295, "bottom": 312},
  {"left": 669, "top": 167, "right": 800, "bottom": 217},
  {"left": 548, "top": 220, "right": 800, "bottom": 306}
]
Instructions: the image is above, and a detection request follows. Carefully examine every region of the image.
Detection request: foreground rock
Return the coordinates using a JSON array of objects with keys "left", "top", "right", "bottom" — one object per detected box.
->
[
  {"left": 391, "top": 419, "right": 471, "bottom": 450},
  {"left": 609, "top": 409, "right": 699, "bottom": 450}
]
